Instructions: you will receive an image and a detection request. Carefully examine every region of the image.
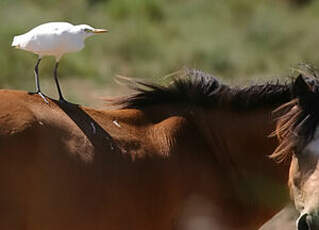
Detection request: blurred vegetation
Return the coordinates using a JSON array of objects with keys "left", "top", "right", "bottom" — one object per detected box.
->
[{"left": 1, "top": 0, "right": 319, "bottom": 99}]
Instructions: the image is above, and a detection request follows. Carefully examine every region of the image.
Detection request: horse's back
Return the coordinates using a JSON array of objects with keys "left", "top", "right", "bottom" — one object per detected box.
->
[
  {"left": 0, "top": 90, "right": 51, "bottom": 229},
  {"left": 0, "top": 90, "right": 40, "bottom": 135},
  {"left": 0, "top": 90, "right": 116, "bottom": 229},
  {"left": 0, "top": 90, "right": 275, "bottom": 230},
  {"left": 0, "top": 90, "right": 189, "bottom": 229}
]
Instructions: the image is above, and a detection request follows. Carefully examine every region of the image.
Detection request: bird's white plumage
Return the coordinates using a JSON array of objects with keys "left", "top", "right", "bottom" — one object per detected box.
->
[
  {"left": 11, "top": 22, "right": 107, "bottom": 103},
  {"left": 12, "top": 22, "right": 105, "bottom": 61}
]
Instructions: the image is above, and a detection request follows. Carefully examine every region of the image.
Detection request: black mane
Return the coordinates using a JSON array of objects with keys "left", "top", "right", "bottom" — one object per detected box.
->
[{"left": 112, "top": 69, "right": 291, "bottom": 110}]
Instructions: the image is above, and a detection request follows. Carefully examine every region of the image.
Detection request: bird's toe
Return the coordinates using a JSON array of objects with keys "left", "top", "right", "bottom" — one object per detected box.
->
[{"left": 28, "top": 91, "right": 49, "bottom": 104}]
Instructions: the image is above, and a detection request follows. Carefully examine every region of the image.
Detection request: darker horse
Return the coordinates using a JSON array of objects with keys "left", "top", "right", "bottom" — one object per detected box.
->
[
  {"left": 0, "top": 70, "right": 291, "bottom": 229},
  {"left": 272, "top": 73, "right": 319, "bottom": 230}
]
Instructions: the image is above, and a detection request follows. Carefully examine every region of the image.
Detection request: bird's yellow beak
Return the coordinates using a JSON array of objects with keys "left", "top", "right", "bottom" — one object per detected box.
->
[{"left": 92, "top": 29, "right": 108, "bottom": 34}]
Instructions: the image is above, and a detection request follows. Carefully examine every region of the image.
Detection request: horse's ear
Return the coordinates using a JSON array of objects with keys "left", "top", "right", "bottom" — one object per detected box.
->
[
  {"left": 293, "top": 74, "right": 316, "bottom": 109},
  {"left": 293, "top": 74, "right": 312, "bottom": 96}
]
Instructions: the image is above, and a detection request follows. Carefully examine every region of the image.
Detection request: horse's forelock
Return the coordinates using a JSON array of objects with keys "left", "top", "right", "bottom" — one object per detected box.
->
[
  {"left": 270, "top": 99, "right": 300, "bottom": 162},
  {"left": 270, "top": 97, "right": 319, "bottom": 162}
]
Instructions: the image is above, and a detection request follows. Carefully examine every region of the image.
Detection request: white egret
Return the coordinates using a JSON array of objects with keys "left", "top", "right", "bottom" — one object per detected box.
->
[{"left": 12, "top": 22, "right": 108, "bottom": 103}]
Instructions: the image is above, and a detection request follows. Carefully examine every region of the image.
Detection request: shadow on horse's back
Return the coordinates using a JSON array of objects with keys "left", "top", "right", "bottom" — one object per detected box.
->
[{"left": 0, "top": 70, "right": 291, "bottom": 230}]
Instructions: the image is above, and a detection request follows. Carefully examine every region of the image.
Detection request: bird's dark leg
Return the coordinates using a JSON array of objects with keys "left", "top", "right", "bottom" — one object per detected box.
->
[
  {"left": 29, "top": 58, "right": 48, "bottom": 104},
  {"left": 34, "top": 58, "right": 41, "bottom": 92},
  {"left": 54, "top": 62, "right": 68, "bottom": 103}
]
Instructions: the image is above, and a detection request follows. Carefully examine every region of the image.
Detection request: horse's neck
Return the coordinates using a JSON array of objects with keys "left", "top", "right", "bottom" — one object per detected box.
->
[
  {"left": 138, "top": 104, "right": 289, "bottom": 211},
  {"left": 194, "top": 106, "right": 290, "bottom": 206},
  {"left": 139, "top": 104, "right": 285, "bottom": 173},
  {"left": 205, "top": 108, "right": 272, "bottom": 158},
  {"left": 98, "top": 105, "right": 288, "bottom": 185},
  {"left": 131, "top": 105, "right": 286, "bottom": 176},
  {"left": 197, "top": 107, "right": 288, "bottom": 178}
]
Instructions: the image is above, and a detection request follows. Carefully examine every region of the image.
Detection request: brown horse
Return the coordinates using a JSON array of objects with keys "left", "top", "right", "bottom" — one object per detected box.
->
[
  {"left": 0, "top": 70, "right": 290, "bottom": 230},
  {"left": 272, "top": 72, "right": 319, "bottom": 230}
]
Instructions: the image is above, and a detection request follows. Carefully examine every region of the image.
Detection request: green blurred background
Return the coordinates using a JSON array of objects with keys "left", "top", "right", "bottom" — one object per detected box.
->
[{"left": 1, "top": 0, "right": 318, "bottom": 105}]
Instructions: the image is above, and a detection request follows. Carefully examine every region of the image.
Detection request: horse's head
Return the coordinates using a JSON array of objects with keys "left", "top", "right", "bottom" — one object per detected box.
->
[{"left": 272, "top": 74, "right": 319, "bottom": 229}]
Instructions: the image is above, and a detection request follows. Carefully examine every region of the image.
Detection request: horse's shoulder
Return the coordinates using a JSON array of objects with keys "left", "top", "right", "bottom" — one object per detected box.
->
[
  {"left": 104, "top": 109, "right": 192, "bottom": 158},
  {"left": 148, "top": 115, "right": 190, "bottom": 157}
]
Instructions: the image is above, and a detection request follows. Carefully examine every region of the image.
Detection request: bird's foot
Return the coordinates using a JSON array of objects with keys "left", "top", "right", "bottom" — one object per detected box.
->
[
  {"left": 28, "top": 91, "right": 49, "bottom": 104},
  {"left": 58, "top": 97, "right": 70, "bottom": 104}
]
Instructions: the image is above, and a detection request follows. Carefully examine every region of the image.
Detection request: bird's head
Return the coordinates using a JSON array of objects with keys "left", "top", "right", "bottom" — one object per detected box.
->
[{"left": 73, "top": 24, "right": 108, "bottom": 38}]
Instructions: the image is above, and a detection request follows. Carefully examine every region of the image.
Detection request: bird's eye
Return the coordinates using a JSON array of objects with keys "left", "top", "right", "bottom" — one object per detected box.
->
[{"left": 84, "top": 28, "right": 92, "bottom": 33}]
